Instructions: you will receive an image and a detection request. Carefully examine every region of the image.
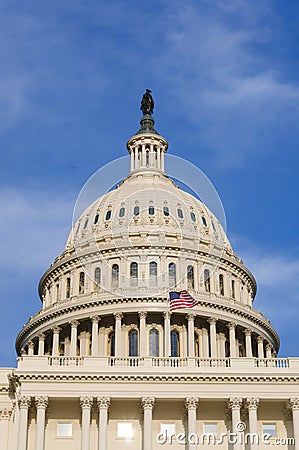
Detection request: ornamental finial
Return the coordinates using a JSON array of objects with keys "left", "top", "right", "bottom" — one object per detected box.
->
[{"left": 137, "top": 90, "right": 158, "bottom": 135}]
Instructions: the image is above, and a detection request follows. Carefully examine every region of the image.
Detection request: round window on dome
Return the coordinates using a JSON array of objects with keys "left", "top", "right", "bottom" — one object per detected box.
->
[
  {"left": 119, "top": 207, "right": 125, "bottom": 218},
  {"left": 134, "top": 206, "right": 140, "bottom": 216},
  {"left": 94, "top": 214, "right": 99, "bottom": 225},
  {"left": 105, "top": 210, "right": 112, "bottom": 220},
  {"left": 177, "top": 208, "right": 184, "bottom": 219},
  {"left": 190, "top": 211, "right": 196, "bottom": 222},
  {"left": 163, "top": 206, "right": 169, "bottom": 216}
]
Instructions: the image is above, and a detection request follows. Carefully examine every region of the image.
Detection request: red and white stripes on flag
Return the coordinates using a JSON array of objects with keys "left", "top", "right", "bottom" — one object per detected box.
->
[{"left": 169, "top": 290, "right": 197, "bottom": 311}]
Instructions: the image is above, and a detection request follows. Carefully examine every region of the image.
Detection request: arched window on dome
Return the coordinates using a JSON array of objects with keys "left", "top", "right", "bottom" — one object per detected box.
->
[
  {"left": 94, "top": 267, "right": 101, "bottom": 289},
  {"left": 177, "top": 208, "right": 184, "bottom": 219},
  {"left": 111, "top": 264, "right": 119, "bottom": 289},
  {"left": 128, "top": 329, "right": 138, "bottom": 357},
  {"left": 79, "top": 272, "right": 85, "bottom": 294},
  {"left": 170, "top": 330, "right": 180, "bottom": 357},
  {"left": 168, "top": 263, "right": 177, "bottom": 287},
  {"left": 146, "top": 149, "right": 150, "bottom": 167},
  {"left": 134, "top": 205, "right": 140, "bottom": 216},
  {"left": 94, "top": 214, "right": 99, "bottom": 225},
  {"left": 187, "top": 265, "right": 194, "bottom": 290},
  {"left": 204, "top": 269, "right": 210, "bottom": 293},
  {"left": 219, "top": 274, "right": 224, "bottom": 296},
  {"left": 108, "top": 331, "right": 115, "bottom": 357},
  {"left": 149, "top": 261, "right": 157, "bottom": 286},
  {"left": 149, "top": 329, "right": 159, "bottom": 357},
  {"left": 231, "top": 279, "right": 235, "bottom": 299},
  {"left": 163, "top": 206, "right": 169, "bottom": 216},
  {"left": 66, "top": 277, "right": 71, "bottom": 298},
  {"left": 149, "top": 205, "right": 155, "bottom": 215},
  {"left": 190, "top": 211, "right": 197, "bottom": 222},
  {"left": 105, "top": 210, "right": 112, "bottom": 221},
  {"left": 83, "top": 218, "right": 89, "bottom": 229},
  {"left": 202, "top": 216, "right": 208, "bottom": 227},
  {"left": 119, "top": 207, "right": 125, "bottom": 218},
  {"left": 130, "top": 262, "right": 138, "bottom": 287}
]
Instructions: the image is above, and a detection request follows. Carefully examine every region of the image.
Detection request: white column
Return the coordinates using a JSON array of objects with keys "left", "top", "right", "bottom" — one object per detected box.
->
[
  {"left": 208, "top": 318, "right": 217, "bottom": 358},
  {"left": 134, "top": 146, "right": 138, "bottom": 169},
  {"left": 161, "top": 147, "right": 165, "bottom": 171},
  {"left": 139, "top": 312, "right": 147, "bottom": 357},
  {"left": 187, "top": 314, "right": 195, "bottom": 357},
  {"left": 141, "top": 397, "right": 155, "bottom": 450},
  {"left": 17, "top": 396, "right": 31, "bottom": 450},
  {"left": 80, "top": 397, "right": 93, "bottom": 450},
  {"left": 227, "top": 322, "right": 236, "bottom": 358},
  {"left": 28, "top": 341, "right": 34, "bottom": 356},
  {"left": 266, "top": 343, "right": 272, "bottom": 359},
  {"left": 185, "top": 397, "right": 199, "bottom": 449},
  {"left": 129, "top": 145, "right": 134, "bottom": 171},
  {"left": 257, "top": 336, "right": 264, "bottom": 359},
  {"left": 0, "top": 408, "right": 12, "bottom": 450},
  {"left": 157, "top": 147, "right": 161, "bottom": 169},
  {"left": 229, "top": 398, "right": 243, "bottom": 450},
  {"left": 97, "top": 397, "right": 110, "bottom": 450},
  {"left": 219, "top": 333, "right": 226, "bottom": 358},
  {"left": 244, "top": 329, "right": 253, "bottom": 358},
  {"left": 70, "top": 320, "right": 80, "bottom": 356},
  {"left": 163, "top": 312, "right": 171, "bottom": 357},
  {"left": 52, "top": 326, "right": 61, "bottom": 356},
  {"left": 290, "top": 398, "right": 299, "bottom": 450},
  {"left": 246, "top": 398, "right": 259, "bottom": 450},
  {"left": 202, "top": 328, "right": 209, "bottom": 357},
  {"left": 114, "top": 313, "right": 123, "bottom": 357},
  {"left": 91, "top": 316, "right": 100, "bottom": 356},
  {"left": 35, "top": 396, "right": 48, "bottom": 450},
  {"left": 38, "top": 333, "right": 45, "bottom": 356},
  {"left": 141, "top": 144, "right": 146, "bottom": 166}
]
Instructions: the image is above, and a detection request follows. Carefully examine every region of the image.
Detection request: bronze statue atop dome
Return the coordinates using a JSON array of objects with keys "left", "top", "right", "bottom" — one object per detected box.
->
[{"left": 140, "top": 89, "right": 154, "bottom": 115}]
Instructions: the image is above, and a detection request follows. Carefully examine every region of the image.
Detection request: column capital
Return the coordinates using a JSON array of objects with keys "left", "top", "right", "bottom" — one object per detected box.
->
[
  {"left": 35, "top": 396, "right": 49, "bottom": 410},
  {"left": 246, "top": 397, "right": 259, "bottom": 410},
  {"left": 138, "top": 312, "right": 148, "bottom": 320},
  {"left": 70, "top": 320, "right": 80, "bottom": 328},
  {"left": 18, "top": 396, "right": 31, "bottom": 409},
  {"left": 207, "top": 317, "right": 217, "bottom": 325},
  {"left": 114, "top": 312, "right": 123, "bottom": 320},
  {"left": 227, "top": 322, "right": 236, "bottom": 331},
  {"left": 283, "top": 407, "right": 293, "bottom": 420},
  {"left": 186, "top": 313, "right": 195, "bottom": 321},
  {"left": 257, "top": 335, "right": 264, "bottom": 344},
  {"left": 185, "top": 397, "right": 199, "bottom": 411},
  {"left": 80, "top": 396, "right": 93, "bottom": 409},
  {"left": 0, "top": 408, "right": 13, "bottom": 420},
  {"left": 38, "top": 333, "right": 45, "bottom": 341},
  {"left": 244, "top": 329, "right": 252, "bottom": 337},
  {"left": 265, "top": 343, "right": 272, "bottom": 351},
  {"left": 163, "top": 311, "right": 172, "bottom": 319},
  {"left": 97, "top": 396, "right": 111, "bottom": 410},
  {"left": 289, "top": 398, "right": 299, "bottom": 411},
  {"left": 28, "top": 341, "right": 34, "bottom": 349},
  {"left": 52, "top": 326, "right": 61, "bottom": 334},
  {"left": 91, "top": 315, "right": 100, "bottom": 324},
  {"left": 229, "top": 397, "right": 243, "bottom": 411},
  {"left": 141, "top": 397, "right": 155, "bottom": 411}
]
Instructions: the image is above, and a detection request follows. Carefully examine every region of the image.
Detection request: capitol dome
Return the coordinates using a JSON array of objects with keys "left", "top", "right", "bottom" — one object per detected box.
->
[{"left": 16, "top": 93, "right": 279, "bottom": 363}]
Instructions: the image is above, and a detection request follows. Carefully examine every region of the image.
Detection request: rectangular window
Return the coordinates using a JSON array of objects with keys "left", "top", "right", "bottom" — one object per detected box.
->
[
  {"left": 117, "top": 422, "right": 133, "bottom": 439},
  {"left": 262, "top": 423, "right": 277, "bottom": 437},
  {"left": 57, "top": 422, "right": 73, "bottom": 437},
  {"left": 160, "top": 423, "right": 176, "bottom": 437},
  {"left": 203, "top": 423, "right": 217, "bottom": 436}
]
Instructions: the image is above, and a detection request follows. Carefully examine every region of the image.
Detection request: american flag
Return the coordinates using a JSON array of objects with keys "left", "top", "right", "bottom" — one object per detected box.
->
[{"left": 169, "top": 290, "right": 197, "bottom": 310}]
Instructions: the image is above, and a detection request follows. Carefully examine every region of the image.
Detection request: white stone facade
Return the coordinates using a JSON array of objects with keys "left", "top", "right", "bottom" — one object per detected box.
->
[{"left": 1, "top": 108, "right": 299, "bottom": 450}]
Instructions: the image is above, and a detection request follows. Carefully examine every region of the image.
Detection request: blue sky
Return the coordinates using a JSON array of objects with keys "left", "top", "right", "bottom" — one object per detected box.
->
[{"left": 1, "top": 0, "right": 299, "bottom": 366}]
